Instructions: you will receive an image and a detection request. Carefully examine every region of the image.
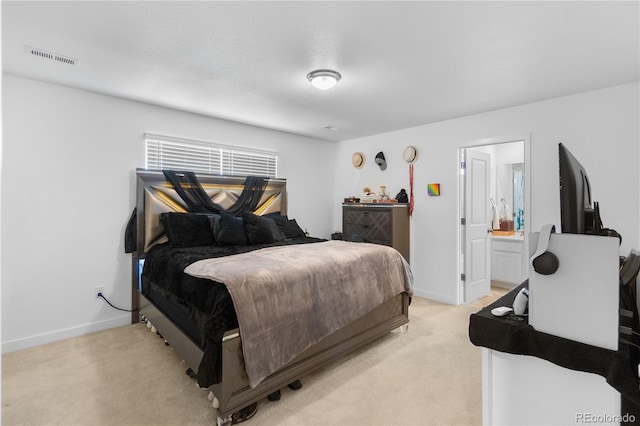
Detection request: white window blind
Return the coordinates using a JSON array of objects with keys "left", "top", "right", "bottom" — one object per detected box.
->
[{"left": 145, "top": 134, "right": 278, "bottom": 178}]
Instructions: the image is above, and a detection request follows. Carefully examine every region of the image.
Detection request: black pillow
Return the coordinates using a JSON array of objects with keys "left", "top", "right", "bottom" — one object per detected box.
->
[
  {"left": 208, "top": 214, "right": 221, "bottom": 240},
  {"left": 269, "top": 215, "right": 306, "bottom": 239},
  {"left": 160, "top": 212, "right": 216, "bottom": 247},
  {"left": 216, "top": 213, "right": 248, "bottom": 246},
  {"left": 284, "top": 219, "right": 306, "bottom": 238},
  {"left": 243, "top": 212, "right": 286, "bottom": 245},
  {"left": 264, "top": 212, "right": 286, "bottom": 219}
]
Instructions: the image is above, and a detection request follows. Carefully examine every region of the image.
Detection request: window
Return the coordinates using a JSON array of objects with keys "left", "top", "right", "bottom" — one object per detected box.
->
[{"left": 145, "top": 133, "right": 278, "bottom": 178}]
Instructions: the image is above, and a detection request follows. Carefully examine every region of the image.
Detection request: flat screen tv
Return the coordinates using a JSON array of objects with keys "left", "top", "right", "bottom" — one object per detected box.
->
[{"left": 558, "top": 143, "right": 599, "bottom": 234}]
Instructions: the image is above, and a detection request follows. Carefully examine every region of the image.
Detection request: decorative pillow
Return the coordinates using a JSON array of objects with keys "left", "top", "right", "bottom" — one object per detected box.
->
[
  {"left": 216, "top": 213, "right": 248, "bottom": 246},
  {"left": 160, "top": 212, "right": 216, "bottom": 247},
  {"left": 269, "top": 215, "right": 306, "bottom": 239},
  {"left": 264, "top": 212, "right": 286, "bottom": 219},
  {"left": 243, "top": 212, "right": 286, "bottom": 245},
  {"left": 208, "top": 214, "right": 221, "bottom": 241}
]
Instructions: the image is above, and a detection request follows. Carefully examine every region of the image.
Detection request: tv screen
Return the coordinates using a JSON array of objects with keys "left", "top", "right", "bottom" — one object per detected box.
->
[{"left": 558, "top": 143, "right": 594, "bottom": 234}]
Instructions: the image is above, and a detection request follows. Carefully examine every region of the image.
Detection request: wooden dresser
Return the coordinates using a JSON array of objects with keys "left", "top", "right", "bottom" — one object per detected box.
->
[{"left": 342, "top": 203, "right": 410, "bottom": 262}]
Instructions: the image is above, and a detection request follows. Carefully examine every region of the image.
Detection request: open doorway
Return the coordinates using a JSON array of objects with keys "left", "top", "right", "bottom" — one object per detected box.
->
[{"left": 458, "top": 137, "right": 530, "bottom": 304}]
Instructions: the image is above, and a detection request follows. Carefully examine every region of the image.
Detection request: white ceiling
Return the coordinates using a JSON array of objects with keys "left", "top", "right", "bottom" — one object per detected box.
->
[{"left": 3, "top": 1, "right": 639, "bottom": 142}]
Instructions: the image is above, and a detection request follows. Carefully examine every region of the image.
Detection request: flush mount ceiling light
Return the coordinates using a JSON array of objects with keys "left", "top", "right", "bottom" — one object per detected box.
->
[{"left": 307, "top": 69, "right": 341, "bottom": 90}]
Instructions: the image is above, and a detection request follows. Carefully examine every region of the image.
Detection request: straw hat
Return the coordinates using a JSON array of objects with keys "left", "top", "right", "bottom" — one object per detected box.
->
[
  {"left": 352, "top": 152, "right": 366, "bottom": 169},
  {"left": 403, "top": 146, "right": 418, "bottom": 164}
]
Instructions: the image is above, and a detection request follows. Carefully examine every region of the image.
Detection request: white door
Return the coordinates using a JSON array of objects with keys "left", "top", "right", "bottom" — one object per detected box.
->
[{"left": 464, "top": 149, "right": 491, "bottom": 302}]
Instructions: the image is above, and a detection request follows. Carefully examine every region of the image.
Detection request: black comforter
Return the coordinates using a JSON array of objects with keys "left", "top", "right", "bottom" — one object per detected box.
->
[{"left": 141, "top": 236, "right": 325, "bottom": 387}]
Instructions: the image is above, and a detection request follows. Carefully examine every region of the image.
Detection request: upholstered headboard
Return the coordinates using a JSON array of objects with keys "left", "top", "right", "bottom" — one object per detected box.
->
[
  {"left": 130, "top": 169, "right": 287, "bottom": 319},
  {"left": 134, "top": 169, "right": 287, "bottom": 255}
]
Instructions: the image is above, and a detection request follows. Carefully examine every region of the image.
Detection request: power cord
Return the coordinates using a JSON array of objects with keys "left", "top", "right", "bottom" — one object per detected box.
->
[
  {"left": 97, "top": 292, "right": 138, "bottom": 312},
  {"left": 620, "top": 338, "right": 640, "bottom": 352},
  {"left": 620, "top": 325, "right": 640, "bottom": 339}
]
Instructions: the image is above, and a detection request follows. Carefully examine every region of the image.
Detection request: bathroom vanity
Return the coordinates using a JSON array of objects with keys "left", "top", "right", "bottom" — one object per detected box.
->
[{"left": 490, "top": 234, "right": 525, "bottom": 287}]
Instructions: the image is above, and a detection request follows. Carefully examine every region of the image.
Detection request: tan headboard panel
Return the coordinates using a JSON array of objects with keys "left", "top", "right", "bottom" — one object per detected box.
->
[{"left": 134, "top": 169, "right": 288, "bottom": 255}]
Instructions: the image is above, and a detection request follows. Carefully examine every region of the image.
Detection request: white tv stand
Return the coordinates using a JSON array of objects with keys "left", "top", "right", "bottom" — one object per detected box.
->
[
  {"left": 471, "top": 227, "right": 637, "bottom": 425},
  {"left": 482, "top": 348, "right": 621, "bottom": 425}
]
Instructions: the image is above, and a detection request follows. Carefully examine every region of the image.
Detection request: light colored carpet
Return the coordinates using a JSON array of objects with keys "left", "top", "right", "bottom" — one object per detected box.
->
[{"left": 2, "top": 290, "right": 506, "bottom": 425}]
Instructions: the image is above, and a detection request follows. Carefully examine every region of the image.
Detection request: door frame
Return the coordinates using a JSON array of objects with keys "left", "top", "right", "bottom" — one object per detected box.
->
[{"left": 456, "top": 133, "right": 531, "bottom": 304}]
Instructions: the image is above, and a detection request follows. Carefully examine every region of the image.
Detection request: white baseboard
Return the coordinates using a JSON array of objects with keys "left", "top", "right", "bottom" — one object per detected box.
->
[
  {"left": 1, "top": 316, "right": 132, "bottom": 354},
  {"left": 412, "top": 287, "right": 456, "bottom": 305}
]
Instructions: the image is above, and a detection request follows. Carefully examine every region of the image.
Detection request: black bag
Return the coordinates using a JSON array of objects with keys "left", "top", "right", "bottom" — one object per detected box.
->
[{"left": 396, "top": 189, "right": 408, "bottom": 203}]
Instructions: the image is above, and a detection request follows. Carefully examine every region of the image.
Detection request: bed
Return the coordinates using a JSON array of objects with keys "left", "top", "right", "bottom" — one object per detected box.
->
[{"left": 130, "top": 169, "right": 412, "bottom": 425}]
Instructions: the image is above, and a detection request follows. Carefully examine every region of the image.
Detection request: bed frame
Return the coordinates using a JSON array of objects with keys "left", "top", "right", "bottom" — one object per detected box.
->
[{"left": 131, "top": 169, "right": 410, "bottom": 425}]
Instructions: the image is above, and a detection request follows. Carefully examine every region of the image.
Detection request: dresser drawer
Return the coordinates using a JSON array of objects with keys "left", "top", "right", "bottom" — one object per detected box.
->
[
  {"left": 344, "top": 223, "right": 392, "bottom": 243},
  {"left": 342, "top": 204, "right": 410, "bottom": 263},
  {"left": 343, "top": 209, "right": 391, "bottom": 228}
]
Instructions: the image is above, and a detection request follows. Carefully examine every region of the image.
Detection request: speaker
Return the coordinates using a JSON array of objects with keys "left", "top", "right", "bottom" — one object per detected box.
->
[
  {"left": 531, "top": 224, "right": 559, "bottom": 275},
  {"left": 532, "top": 251, "right": 559, "bottom": 275}
]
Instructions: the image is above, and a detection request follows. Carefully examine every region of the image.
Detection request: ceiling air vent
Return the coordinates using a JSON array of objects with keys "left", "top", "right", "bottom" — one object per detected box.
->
[{"left": 25, "top": 46, "right": 78, "bottom": 66}]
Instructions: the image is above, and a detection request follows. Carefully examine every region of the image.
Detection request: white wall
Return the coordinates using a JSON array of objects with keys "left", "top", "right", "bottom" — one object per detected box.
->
[
  {"left": 333, "top": 82, "right": 640, "bottom": 304},
  {"left": 1, "top": 75, "right": 336, "bottom": 352},
  {"left": 3, "top": 75, "right": 638, "bottom": 350}
]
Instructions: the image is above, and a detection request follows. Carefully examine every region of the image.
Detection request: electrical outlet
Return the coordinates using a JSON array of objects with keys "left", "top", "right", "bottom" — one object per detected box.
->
[{"left": 95, "top": 285, "right": 105, "bottom": 298}]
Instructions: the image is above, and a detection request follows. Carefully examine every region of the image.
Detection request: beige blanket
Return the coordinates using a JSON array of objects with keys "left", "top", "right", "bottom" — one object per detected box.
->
[{"left": 184, "top": 240, "right": 412, "bottom": 388}]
